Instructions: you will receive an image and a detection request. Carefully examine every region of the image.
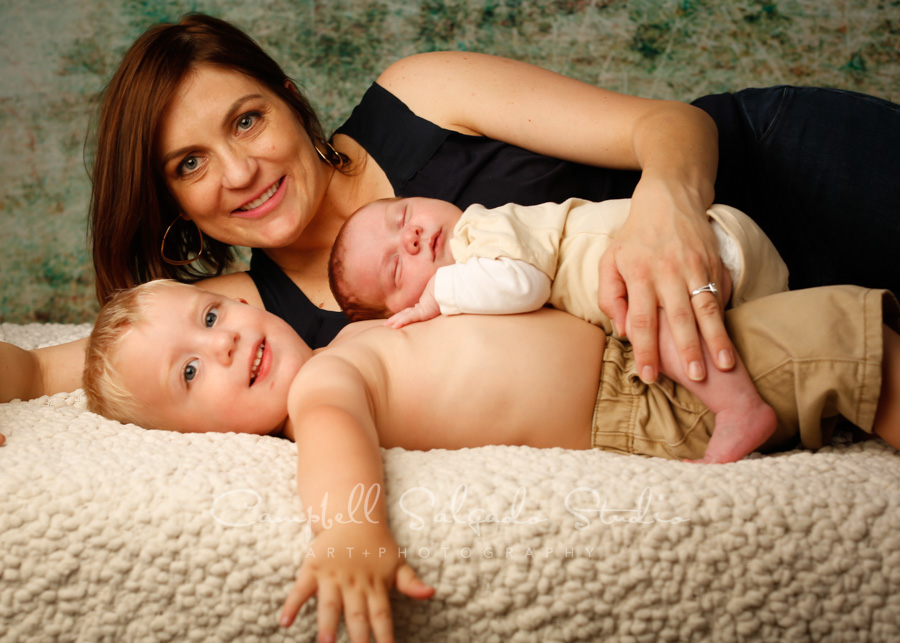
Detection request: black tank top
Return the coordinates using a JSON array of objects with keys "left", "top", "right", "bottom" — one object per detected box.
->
[{"left": 249, "top": 82, "right": 642, "bottom": 347}]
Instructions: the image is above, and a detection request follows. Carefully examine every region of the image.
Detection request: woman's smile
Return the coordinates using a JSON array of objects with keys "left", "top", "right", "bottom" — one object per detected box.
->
[{"left": 233, "top": 177, "right": 287, "bottom": 219}]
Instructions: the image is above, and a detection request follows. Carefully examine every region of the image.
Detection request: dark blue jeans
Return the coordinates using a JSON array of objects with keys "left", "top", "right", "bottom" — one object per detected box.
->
[{"left": 693, "top": 86, "right": 900, "bottom": 294}]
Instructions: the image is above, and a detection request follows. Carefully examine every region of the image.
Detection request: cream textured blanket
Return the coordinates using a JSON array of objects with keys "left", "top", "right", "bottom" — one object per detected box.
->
[{"left": 1, "top": 323, "right": 899, "bottom": 642}]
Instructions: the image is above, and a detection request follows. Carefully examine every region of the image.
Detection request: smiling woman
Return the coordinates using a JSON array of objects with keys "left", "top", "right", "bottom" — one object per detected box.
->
[{"left": 154, "top": 66, "right": 329, "bottom": 252}]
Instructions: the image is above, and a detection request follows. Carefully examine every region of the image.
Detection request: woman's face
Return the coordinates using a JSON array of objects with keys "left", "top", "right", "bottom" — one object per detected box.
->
[{"left": 156, "top": 64, "right": 329, "bottom": 249}]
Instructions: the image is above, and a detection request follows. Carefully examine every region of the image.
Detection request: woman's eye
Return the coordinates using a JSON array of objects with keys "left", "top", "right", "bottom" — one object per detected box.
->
[
  {"left": 204, "top": 307, "right": 219, "bottom": 328},
  {"left": 236, "top": 112, "right": 259, "bottom": 132},
  {"left": 178, "top": 155, "right": 200, "bottom": 176},
  {"left": 184, "top": 359, "right": 199, "bottom": 383}
]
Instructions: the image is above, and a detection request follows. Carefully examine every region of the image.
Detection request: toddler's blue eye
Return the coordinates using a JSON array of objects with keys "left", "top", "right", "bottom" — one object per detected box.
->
[
  {"left": 205, "top": 307, "right": 219, "bottom": 328},
  {"left": 184, "top": 359, "right": 199, "bottom": 383}
]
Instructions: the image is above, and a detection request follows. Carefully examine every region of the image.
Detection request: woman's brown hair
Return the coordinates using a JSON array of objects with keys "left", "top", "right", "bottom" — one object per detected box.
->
[{"left": 89, "top": 13, "right": 343, "bottom": 303}]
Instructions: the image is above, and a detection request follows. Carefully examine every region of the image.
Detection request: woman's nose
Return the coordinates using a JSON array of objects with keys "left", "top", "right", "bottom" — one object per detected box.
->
[
  {"left": 401, "top": 225, "right": 422, "bottom": 255},
  {"left": 220, "top": 149, "right": 256, "bottom": 190}
]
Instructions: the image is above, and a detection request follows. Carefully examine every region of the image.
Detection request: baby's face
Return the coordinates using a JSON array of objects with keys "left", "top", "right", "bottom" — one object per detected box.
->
[
  {"left": 113, "top": 284, "right": 313, "bottom": 435},
  {"left": 342, "top": 197, "right": 461, "bottom": 313}
]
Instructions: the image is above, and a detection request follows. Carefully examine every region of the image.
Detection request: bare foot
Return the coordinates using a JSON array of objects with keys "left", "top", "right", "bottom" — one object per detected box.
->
[{"left": 685, "top": 398, "right": 777, "bottom": 464}]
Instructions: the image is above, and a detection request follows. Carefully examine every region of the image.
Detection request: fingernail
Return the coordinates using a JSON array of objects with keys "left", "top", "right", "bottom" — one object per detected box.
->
[
  {"left": 689, "top": 361, "right": 705, "bottom": 381},
  {"left": 640, "top": 366, "right": 656, "bottom": 383},
  {"left": 718, "top": 350, "right": 735, "bottom": 369}
]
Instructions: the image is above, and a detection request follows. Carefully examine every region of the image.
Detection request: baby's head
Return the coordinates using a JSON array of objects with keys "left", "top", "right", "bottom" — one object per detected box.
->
[
  {"left": 329, "top": 196, "right": 462, "bottom": 321},
  {"left": 84, "top": 280, "right": 313, "bottom": 435}
]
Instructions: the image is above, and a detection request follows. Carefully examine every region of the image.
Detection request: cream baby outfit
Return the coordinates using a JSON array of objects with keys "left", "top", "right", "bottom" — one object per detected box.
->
[{"left": 435, "top": 197, "right": 789, "bottom": 334}]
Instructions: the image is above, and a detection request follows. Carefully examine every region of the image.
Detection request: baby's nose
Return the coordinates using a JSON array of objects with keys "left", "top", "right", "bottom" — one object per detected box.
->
[{"left": 402, "top": 225, "right": 422, "bottom": 254}]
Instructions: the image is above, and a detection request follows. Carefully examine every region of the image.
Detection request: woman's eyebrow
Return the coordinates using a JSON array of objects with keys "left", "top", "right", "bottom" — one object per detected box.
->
[{"left": 223, "top": 94, "right": 264, "bottom": 124}]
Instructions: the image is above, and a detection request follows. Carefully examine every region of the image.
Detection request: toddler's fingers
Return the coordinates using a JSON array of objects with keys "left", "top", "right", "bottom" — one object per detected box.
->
[
  {"left": 280, "top": 571, "right": 317, "bottom": 627},
  {"left": 367, "top": 588, "right": 396, "bottom": 643},
  {"left": 341, "top": 587, "right": 371, "bottom": 643},
  {"left": 315, "top": 582, "right": 343, "bottom": 643},
  {"left": 395, "top": 564, "right": 435, "bottom": 600}
]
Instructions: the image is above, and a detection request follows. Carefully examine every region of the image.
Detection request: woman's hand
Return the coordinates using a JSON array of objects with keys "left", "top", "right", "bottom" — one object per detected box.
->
[
  {"left": 598, "top": 181, "right": 736, "bottom": 383},
  {"left": 280, "top": 523, "right": 434, "bottom": 642}
]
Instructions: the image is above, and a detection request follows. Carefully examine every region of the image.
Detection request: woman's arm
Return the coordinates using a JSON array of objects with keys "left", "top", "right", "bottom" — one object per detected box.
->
[
  {"left": 377, "top": 52, "right": 734, "bottom": 383},
  {"left": 0, "top": 337, "right": 87, "bottom": 404}
]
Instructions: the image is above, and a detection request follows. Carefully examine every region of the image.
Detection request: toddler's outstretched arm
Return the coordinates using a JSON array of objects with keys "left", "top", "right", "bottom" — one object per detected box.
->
[{"left": 279, "top": 354, "right": 434, "bottom": 641}]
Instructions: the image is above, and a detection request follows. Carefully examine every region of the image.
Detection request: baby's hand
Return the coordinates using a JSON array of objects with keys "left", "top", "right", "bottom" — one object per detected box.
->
[
  {"left": 384, "top": 276, "right": 441, "bottom": 329},
  {"left": 280, "top": 523, "right": 434, "bottom": 642}
]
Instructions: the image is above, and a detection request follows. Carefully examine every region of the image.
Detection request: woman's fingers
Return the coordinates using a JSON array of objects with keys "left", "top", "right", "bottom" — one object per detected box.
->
[
  {"left": 622, "top": 276, "right": 662, "bottom": 383},
  {"left": 656, "top": 286, "right": 705, "bottom": 381},
  {"left": 597, "top": 250, "right": 629, "bottom": 338},
  {"left": 607, "top": 250, "right": 738, "bottom": 383},
  {"left": 691, "top": 290, "right": 735, "bottom": 371}
]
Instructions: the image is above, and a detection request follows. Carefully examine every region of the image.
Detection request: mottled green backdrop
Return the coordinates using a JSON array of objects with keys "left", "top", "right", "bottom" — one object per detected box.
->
[{"left": 1, "top": 0, "right": 897, "bottom": 322}]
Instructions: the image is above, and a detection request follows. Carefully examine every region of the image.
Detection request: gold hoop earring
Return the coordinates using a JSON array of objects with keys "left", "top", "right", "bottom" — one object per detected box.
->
[
  {"left": 160, "top": 215, "right": 204, "bottom": 266},
  {"left": 314, "top": 138, "right": 346, "bottom": 170}
]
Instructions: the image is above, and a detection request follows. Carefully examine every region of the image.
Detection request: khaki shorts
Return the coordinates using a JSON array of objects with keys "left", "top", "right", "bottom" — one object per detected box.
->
[{"left": 591, "top": 286, "right": 899, "bottom": 460}]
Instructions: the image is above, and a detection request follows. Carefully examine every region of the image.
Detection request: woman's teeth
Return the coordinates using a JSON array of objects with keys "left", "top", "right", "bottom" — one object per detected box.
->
[
  {"left": 239, "top": 179, "right": 281, "bottom": 211},
  {"left": 250, "top": 341, "right": 265, "bottom": 384}
]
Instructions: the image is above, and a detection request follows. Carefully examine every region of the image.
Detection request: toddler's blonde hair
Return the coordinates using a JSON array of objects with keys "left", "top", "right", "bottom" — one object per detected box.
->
[{"left": 83, "top": 279, "right": 182, "bottom": 429}]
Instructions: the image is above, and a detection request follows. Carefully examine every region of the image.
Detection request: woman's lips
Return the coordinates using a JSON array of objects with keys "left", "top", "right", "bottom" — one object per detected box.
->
[{"left": 232, "top": 177, "right": 286, "bottom": 220}]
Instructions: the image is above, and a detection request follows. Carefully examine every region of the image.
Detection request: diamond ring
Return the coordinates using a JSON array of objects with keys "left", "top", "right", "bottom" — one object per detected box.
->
[{"left": 690, "top": 283, "right": 719, "bottom": 298}]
